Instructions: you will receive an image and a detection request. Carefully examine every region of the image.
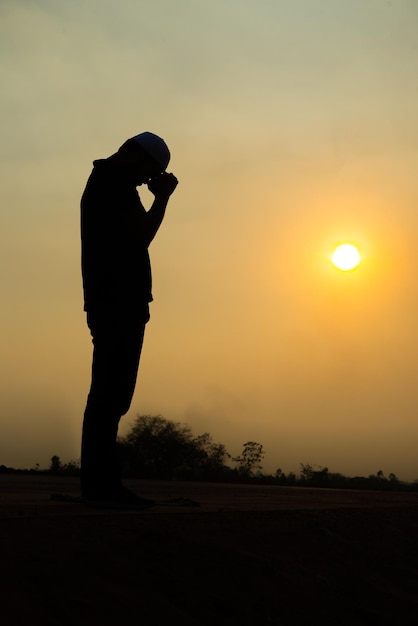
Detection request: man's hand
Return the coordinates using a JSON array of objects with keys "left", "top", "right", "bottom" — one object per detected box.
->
[
  {"left": 147, "top": 172, "right": 178, "bottom": 198},
  {"left": 142, "top": 172, "right": 178, "bottom": 245}
]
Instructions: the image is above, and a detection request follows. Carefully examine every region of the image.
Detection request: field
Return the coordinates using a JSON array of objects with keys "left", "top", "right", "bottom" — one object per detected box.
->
[{"left": 1, "top": 474, "right": 418, "bottom": 625}]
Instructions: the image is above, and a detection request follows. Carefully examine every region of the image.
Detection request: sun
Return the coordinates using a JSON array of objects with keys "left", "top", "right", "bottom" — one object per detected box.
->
[{"left": 331, "top": 243, "right": 361, "bottom": 271}]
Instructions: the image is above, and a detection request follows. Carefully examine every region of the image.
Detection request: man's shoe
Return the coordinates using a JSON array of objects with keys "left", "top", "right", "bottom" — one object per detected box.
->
[{"left": 82, "top": 485, "right": 155, "bottom": 509}]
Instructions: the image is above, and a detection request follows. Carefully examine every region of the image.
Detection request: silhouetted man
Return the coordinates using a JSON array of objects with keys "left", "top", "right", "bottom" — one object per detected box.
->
[{"left": 80, "top": 132, "right": 178, "bottom": 505}]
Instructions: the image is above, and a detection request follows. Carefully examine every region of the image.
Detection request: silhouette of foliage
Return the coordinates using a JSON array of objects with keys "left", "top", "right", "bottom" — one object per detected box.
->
[
  {"left": 299, "top": 464, "right": 329, "bottom": 486},
  {"left": 49, "top": 455, "right": 62, "bottom": 473},
  {"left": 39, "top": 414, "right": 418, "bottom": 490},
  {"left": 189, "top": 432, "right": 231, "bottom": 480},
  {"left": 233, "top": 441, "right": 265, "bottom": 478},
  {"left": 118, "top": 415, "right": 231, "bottom": 480},
  {"left": 48, "top": 456, "right": 80, "bottom": 476}
]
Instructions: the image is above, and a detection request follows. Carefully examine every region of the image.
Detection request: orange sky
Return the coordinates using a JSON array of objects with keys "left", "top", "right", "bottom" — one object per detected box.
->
[{"left": 1, "top": 0, "right": 418, "bottom": 480}]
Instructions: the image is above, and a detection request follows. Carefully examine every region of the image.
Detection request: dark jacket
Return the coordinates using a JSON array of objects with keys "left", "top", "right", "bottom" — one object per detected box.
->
[{"left": 81, "top": 159, "right": 152, "bottom": 311}]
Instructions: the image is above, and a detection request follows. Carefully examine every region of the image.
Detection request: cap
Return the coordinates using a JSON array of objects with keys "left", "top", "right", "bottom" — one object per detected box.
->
[{"left": 131, "top": 131, "right": 170, "bottom": 171}]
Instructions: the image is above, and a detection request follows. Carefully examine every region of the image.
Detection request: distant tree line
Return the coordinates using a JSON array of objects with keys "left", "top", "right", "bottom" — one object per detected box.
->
[{"left": 2, "top": 414, "right": 417, "bottom": 491}]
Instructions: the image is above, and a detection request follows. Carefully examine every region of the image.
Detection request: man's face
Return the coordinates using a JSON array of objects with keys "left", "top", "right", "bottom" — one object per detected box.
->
[{"left": 116, "top": 140, "right": 165, "bottom": 186}]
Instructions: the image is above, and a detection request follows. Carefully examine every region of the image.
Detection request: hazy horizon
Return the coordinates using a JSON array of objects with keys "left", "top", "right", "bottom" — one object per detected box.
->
[{"left": 2, "top": 1, "right": 418, "bottom": 481}]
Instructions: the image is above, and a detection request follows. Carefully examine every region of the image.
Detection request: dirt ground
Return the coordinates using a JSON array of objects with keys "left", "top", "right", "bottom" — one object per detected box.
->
[{"left": 1, "top": 475, "right": 418, "bottom": 626}]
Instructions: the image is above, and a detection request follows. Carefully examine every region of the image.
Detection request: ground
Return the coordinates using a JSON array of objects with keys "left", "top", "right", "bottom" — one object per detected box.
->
[{"left": 1, "top": 475, "right": 418, "bottom": 625}]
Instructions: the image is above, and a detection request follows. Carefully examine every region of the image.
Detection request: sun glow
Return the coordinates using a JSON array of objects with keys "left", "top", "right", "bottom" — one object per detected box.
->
[{"left": 331, "top": 243, "right": 361, "bottom": 271}]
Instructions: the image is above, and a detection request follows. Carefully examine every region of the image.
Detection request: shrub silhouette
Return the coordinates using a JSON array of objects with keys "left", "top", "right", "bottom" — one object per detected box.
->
[
  {"left": 118, "top": 414, "right": 230, "bottom": 480},
  {"left": 44, "top": 414, "right": 414, "bottom": 490}
]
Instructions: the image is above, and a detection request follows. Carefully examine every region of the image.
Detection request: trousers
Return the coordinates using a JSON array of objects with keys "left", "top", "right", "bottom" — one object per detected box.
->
[{"left": 81, "top": 304, "right": 149, "bottom": 496}]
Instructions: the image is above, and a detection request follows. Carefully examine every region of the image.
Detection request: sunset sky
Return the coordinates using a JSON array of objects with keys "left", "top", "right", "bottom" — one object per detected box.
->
[{"left": 2, "top": 0, "right": 418, "bottom": 480}]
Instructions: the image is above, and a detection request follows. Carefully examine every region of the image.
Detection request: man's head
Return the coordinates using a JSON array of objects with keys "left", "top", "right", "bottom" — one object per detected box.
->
[
  {"left": 132, "top": 132, "right": 170, "bottom": 171},
  {"left": 116, "top": 132, "right": 171, "bottom": 185}
]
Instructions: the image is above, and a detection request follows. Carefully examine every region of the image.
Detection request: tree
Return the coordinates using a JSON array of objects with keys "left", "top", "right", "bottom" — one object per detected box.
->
[
  {"left": 191, "top": 433, "right": 231, "bottom": 479},
  {"left": 48, "top": 456, "right": 80, "bottom": 475},
  {"left": 49, "top": 455, "right": 62, "bottom": 474},
  {"left": 299, "top": 463, "right": 313, "bottom": 483},
  {"left": 233, "top": 441, "right": 264, "bottom": 477},
  {"left": 118, "top": 415, "right": 231, "bottom": 480},
  {"left": 311, "top": 466, "right": 328, "bottom": 485},
  {"left": 275, "top": 468, "right": 283, "bottom": 480},
  {"left": 388, "top": 472, "right": 399, "bottom": 485},
  {"left": 299, "top": 463, "right": 328, "bottom": 485},
  {"left": 119, "top": 415, "right": 194, "bottom": 479}
]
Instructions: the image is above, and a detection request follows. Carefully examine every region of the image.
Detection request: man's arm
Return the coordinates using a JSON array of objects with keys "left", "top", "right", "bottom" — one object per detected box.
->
[
  {"left": 143, "top": 172, "right": 178, "bottom": 246},
  {"left": 123, "top": 172, "right": 178, "bottom": 248}
]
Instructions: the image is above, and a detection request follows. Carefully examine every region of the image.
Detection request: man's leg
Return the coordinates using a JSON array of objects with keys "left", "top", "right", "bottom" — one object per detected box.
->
[{"left": 81, "top": 305, "right": 148, "bottom": 498}]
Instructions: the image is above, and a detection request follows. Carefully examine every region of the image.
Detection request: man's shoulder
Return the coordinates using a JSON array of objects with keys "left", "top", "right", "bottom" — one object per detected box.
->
[
  {"left": 81, "top": 159, "right": 119, "bottom": 205},
  {"left": 92, "top": 158, "right": 110, "bottom": 171},
  {"left": 88, "top": 159, "right": 113, "bottom": 183}
]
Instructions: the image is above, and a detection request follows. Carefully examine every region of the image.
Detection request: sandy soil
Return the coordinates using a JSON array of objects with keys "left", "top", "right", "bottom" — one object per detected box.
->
[{"left": 1, "top": 474, "right": 418, "bottom": 625}]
